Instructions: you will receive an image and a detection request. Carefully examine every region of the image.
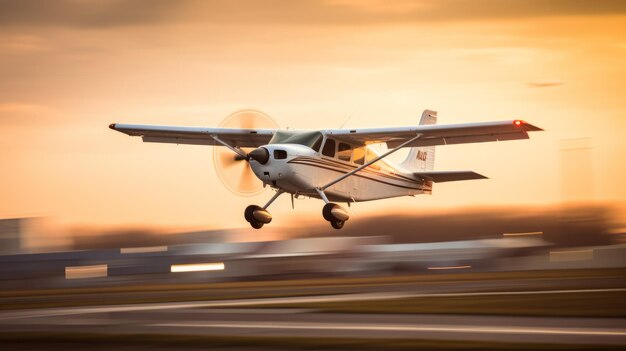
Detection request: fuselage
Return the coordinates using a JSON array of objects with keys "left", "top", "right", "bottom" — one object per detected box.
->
[{"left": 249, "top": 131, "right": 431, "bottom": 203}]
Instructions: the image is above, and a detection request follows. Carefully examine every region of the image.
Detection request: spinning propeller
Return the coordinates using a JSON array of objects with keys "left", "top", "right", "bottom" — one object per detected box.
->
[{"left": 213, "top": 110, "right": 278, "bottom": 196}]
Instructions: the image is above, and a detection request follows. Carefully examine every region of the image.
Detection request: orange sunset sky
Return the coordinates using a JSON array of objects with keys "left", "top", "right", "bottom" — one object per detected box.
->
[{"left": 1, "top": 0, "right": 626, "bottom": 230}]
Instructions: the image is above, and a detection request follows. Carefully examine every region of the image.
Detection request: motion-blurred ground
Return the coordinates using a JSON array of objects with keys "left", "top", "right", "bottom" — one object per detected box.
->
[{"left": 1, "top": 205, "right": 625, "bottom": 350}]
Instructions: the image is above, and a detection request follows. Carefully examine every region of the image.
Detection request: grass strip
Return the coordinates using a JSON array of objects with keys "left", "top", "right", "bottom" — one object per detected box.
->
[
  {"left": 0, "top": 290, "right": 342, "bottom": 311},
  {"left": 2, "top": 267, "right": 624, "bottom": 298},
  {"left": 0, "top": 332, "right": 623, "bottom": 351},
  {"left": 252, "top": 290, "right": 626, "bottom": 318}
]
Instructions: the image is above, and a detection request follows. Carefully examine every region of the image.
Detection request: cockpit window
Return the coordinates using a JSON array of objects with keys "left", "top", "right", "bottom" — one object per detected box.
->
[
  {"left": 322, "top": 138, "right": 335, "bottom": 157},
  {"left": 353, "top": 146, "right": 365, "bottom": 165},
  {"left": 337, "top": 142, "right": 352, "bottom": 162},
  {"left": 311, "top": 136, "right": 323, "bottom": 152},
  {"left": 269, "top": 131, "right": 324, "bottom": 151}
]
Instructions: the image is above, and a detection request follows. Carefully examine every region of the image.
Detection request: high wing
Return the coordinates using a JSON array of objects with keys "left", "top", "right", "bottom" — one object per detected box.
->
[
  {"left": 325, "top": 120, "right": 542, "bottom": 148},
  {"left": 109, "top": 123, "right": 275, "bottom": 148}
]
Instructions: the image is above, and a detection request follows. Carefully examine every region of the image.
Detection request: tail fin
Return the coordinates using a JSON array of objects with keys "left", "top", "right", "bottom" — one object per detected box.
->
[{"left": 401, "top": 109, "right": 437, "bottom": 171}]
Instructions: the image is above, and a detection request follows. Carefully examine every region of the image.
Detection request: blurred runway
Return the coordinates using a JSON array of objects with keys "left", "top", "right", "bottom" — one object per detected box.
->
[{"left": 2, "top": 288, "right": 626, "bottom": 346}]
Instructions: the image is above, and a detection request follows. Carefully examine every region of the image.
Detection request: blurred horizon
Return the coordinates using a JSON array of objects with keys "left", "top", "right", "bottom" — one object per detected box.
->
[
  {"left": 8, "top": 202, "right": 624, "bottom": 253},
  {"left": 1, "top": 0, "right": 626, "bottom": 230}
]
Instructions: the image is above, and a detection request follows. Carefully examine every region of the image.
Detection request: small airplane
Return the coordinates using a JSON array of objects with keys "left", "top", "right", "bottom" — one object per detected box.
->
[{"left": 110, "top": 109, "right": 542, "bottom": 229}]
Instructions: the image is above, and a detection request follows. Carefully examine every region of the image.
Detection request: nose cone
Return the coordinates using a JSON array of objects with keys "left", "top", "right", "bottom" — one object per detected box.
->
[{"left": 248, "top": 147, "right": 269, "bottom": 164}]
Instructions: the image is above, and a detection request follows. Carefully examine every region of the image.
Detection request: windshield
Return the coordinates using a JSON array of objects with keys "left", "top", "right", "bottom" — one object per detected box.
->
[{"left": 269, "top": 131, "right": 324, "bottom": 151}]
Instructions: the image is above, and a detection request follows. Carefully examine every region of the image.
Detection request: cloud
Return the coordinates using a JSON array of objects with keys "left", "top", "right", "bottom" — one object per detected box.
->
[
  {"left": 0, "top": 0, "right": 185, "bottom": 28},
  {"left": 0, "top": 102, "right": 42, "bottom": 111},
  {"left": 0, "top": 0, "right": 624, "bottom": 28},
  {"left": 0, "top": 102, "right": 47, "bottom": 126},
  {"left": 527, "top": 81, "right": 564, "bottom": 88},
  {"left": 0, "top": 34, "right": 48, "bottom": 52}
]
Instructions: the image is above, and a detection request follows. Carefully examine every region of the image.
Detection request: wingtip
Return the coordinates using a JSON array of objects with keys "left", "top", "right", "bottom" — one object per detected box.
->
[
  {"left": 109, "top": 123, "right": 116, "bottom": 130},
  {"left": 514, "top": 120, "right": 543, "bottom": 132}
]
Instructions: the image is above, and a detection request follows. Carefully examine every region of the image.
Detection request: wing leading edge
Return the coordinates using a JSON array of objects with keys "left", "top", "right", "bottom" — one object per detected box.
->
[
  {"left": 110, "top": 118, "right": 542, "bottom": 149},
  {"left": 109, "top": 123, "right": 275, "bottom": 148},
  {"left": 326, "top": 120, "right": 542, "bottom": 148}
]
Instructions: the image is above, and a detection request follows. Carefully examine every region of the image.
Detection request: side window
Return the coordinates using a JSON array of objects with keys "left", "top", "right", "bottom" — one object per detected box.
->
[
  {"left": 353, "top": 146, "right": 365, "bottom": 165},
  {"left": 366, "top": 147, "right": 381, "bottom": 170},
  {"left": 322, "top": 139, "right": 335, "bottom": 157},
  {"left": 337, "top": 142, "right": 352, "bottom": 162},
  {"left": 273, "top": 149, "right": 287, "bottom": 160}
]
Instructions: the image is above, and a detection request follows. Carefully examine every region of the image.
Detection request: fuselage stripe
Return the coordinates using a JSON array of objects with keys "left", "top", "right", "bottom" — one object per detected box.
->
[
  {"left": 301, "top": 156, "right": 420, "bottom": 183},
  {"left": 288, "top": 160, "right": 429, "bottom": 191},
  {"left": 290, "top": 156, "right": 423, "bottom": 185}
]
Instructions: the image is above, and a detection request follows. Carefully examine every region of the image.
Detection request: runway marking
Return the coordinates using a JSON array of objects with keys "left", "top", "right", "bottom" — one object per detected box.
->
[
  {"left": 121, "top": 246, "right": 168, "bottom": 254},
  {"left": 2, "top": 288, "right": 625, "bottom": 320},
  {"left": 402, "top": 287, "right": 626, "bottom": 298},
  {"left": 550, "top": 249, "right": 594, "bottom": 262},
  {"left": 170, "top": 262, "right": 225, "bottom": 273},
  {"left": 153, "top": 322, "right": 626, "bottom": 337},
  {"left": 427, "top": 265, "right": 472, "bottom": 270},
  {"left": 64, "top": 264, "right": 108, "bottom": 280},
  {"left": 503, "top": 231, "right": 543, "bottom": 237}
]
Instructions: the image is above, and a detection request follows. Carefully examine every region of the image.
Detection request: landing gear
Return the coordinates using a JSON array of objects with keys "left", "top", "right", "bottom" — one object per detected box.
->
[
  {"left": 244, "top": 190, "right": 284, "bottom": 229},
  {"left": 244, "top": 188, "right": 351, "bottom": 230},
  {"left": 244, "top": 205, "right": 269, "bottom": 229},
  {"left": 316, "top": 188, "right": 350, "bottom": 230},
  {"left": 330, "top": 219, "right": 345, "bottom": 229},
  {"left": 322, "top": 202, "right": 349, "bottom": 230}
]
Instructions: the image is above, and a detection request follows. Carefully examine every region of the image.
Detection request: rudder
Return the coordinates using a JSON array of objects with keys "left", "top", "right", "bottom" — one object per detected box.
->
[{"left": 401, "top": 109, "right": 437, "bottom": 171}]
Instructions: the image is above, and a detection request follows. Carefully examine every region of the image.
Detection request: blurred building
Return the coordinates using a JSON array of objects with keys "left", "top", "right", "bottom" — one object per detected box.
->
[{"left": 0, "top": 218, "right": 24, "bottom": 254}]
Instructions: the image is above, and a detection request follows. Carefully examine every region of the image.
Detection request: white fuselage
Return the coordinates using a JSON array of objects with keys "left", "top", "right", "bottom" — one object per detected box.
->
[{"left": 249, "top": 143, "right": 430, "bottom": 202}]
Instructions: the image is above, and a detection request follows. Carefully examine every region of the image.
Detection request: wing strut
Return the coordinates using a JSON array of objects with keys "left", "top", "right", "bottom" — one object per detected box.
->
[
  {"left": 319, "top": 133, "right": 423, "bottom": 191},
  {"left": 263, "top": 189, "right": 285, "bottom": 209},
  {"left": 211, "top": 135, "right": 247, "bottom": 159}
]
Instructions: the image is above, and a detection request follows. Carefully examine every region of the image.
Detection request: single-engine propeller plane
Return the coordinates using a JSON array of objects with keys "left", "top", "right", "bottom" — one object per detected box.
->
[{"left": 110, "top": 109, "right": 542, "bottom": 229}]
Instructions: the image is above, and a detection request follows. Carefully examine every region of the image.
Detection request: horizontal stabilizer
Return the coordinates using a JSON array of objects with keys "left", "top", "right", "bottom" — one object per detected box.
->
[{"left": 414, "top": 171, "right": 487, "bottom": 183}]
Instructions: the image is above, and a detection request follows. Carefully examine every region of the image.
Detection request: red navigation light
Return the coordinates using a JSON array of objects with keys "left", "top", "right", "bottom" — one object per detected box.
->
[{"left": 514, "top": 120, "right": 523, "bottom": 126}]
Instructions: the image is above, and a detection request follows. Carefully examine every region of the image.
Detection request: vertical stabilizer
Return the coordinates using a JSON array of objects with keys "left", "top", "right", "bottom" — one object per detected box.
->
[{"left": 401, "top": 109, "right": 437, "bottom": 171}]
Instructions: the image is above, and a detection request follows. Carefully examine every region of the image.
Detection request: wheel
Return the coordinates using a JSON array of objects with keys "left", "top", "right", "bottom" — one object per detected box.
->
[
  {"left": 250, "top": 220, "right": 264, "bottom": 229},
  {"left": 245, "top": 205, "right": 270, "bottom": 229},
  {"left": 322, "top": 203, "right": 338, "bottom": 221},
  {"left": 330, "top": 220, "right": 344, "bottom": 229},
  {"left": 244, "top": 205, "right": 261, "bottom": 223}
]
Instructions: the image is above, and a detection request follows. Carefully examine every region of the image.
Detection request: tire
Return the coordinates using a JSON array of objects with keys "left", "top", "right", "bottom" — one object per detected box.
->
[
  {"left": 322, "top": 203, "right": 338, "bottom": 221},
  {"left": 330, "top": 220, "right": 344, "bottom": 229},
  {"left": 250, "top": 220, "right": 264, "bottom": 229},
  {"left": 244, "top": 205, "right": 260, "bottom": 223}
]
